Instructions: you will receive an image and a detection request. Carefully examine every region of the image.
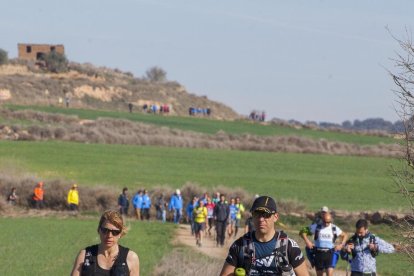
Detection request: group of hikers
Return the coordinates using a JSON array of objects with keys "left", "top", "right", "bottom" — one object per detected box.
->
[
  {"left": 6, "top": 183, "right": 395, "bottom": 276},
  {"left": 68, "top": 193, "right": 395, "bottom": 276},
  {"left": 5, "top": 182, "right": 79, "bottom": 211}
]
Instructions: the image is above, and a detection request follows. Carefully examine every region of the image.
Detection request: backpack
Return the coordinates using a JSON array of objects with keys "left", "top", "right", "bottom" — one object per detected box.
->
[
  {"left": 345, "top": 232, "right": 378, "bottom": 259},
  {"left": 81, "top": 244, "right": 130, "bottom": 276},
  {"left": 239, "top": 231, "right": 294, "bottom": 276}
]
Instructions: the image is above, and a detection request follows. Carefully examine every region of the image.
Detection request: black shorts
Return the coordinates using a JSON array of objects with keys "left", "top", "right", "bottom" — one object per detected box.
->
[
  {"left": 194, "top": 222, "right": 205, "bottom": 233},
  {"left": 314, "top": 249, "right": 333, "bottom": 270}
]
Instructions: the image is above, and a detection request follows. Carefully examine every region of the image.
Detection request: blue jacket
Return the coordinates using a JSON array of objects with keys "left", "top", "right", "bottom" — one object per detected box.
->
[
  {"left": 169, "top": 194, "right": 183, "bottom": 210},
  {"left": 132, "top": 193, "right": 143, "bottom": 209},
  {"left": 141, "top": 194, "right": 151, "bottom": 209},
  {"left": 118, "top": 194, "right": 129, "bottom": 208},
  {"left": 186, "top": 201, "right": 198, "bottom": 218},
  {"left": 342, "top": 233, "right": 394, "bottom": 273}
]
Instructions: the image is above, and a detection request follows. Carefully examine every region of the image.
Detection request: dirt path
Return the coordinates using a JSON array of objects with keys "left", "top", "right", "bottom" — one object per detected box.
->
[{"left": 174, "top": 224, "right": 349, "bottom": 276}]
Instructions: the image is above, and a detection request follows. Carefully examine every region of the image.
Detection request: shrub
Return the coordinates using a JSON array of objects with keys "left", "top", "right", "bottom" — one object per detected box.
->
[
  {"left": 145, "top": 66, "right": 167, "bottom": 82},
  {"left": 0, "top": 48, "right": 8, "bottom": 65},
  {"left": 44, "top": 51, "right": 68, "bottom": 73}
]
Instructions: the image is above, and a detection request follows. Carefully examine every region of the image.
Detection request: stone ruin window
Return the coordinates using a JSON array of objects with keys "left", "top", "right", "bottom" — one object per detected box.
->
[
  {"left": 50, "top": 46, "right": 56, "bottom": 52},
  {"left": 26, "top": 45, "right": 32, "bottom": 53}
]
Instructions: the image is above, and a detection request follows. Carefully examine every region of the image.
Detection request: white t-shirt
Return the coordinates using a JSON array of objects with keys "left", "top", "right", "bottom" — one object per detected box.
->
[{"left": 309, "top": 223, "right": 342, "bottom": 249}]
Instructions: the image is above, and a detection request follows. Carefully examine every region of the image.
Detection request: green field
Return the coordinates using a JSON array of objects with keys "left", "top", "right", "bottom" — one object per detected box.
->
[
  {"left": 0, "top": 216, "right": 174, "bottom": 275},
  {"left": 0, "top": 140, "right": 404, "bottom": 211},
  {"left": 5, "top": 104, "right": 396, "bottom": 145}
]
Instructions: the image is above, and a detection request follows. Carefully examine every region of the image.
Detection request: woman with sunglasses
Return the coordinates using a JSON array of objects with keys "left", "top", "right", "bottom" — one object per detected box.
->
[{"left": 71, "top": 210, "right": 140, "bottom": 276}]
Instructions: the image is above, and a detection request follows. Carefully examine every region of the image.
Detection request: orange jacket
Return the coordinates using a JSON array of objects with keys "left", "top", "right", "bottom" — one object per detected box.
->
[{"left": 33, "top": 187, "right": 44, "bottom": 201}]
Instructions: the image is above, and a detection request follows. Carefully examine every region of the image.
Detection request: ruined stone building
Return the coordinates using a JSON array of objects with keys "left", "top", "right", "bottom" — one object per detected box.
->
[{"left": 18, "top": 43, "right": 65, "bottom": 61}]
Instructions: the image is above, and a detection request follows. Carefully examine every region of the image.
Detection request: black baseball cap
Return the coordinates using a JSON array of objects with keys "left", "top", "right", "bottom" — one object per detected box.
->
[{"left": 250, "top": 196, "right": 277, "bottom": 214}]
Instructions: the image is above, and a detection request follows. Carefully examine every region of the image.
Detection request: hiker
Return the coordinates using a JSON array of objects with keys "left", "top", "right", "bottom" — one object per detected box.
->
[
  {"left": 341, "top": 219, "right": 394, "bottom": 276},
  {"left": 132, "top": 190, "right": 143, "bottom": 220},
  {"left": 71, "top": 210, "right": 140, "bottom": 276},
  {"left": 235, "top": 197, "right": 245, "bottom": 237},
  {"left": 7, "top": 187, "right": 18, "bottom": 205},
  {"left": 220, "top": 195, "right": 308, "bottom": 276},
  {"left": 244, "top": 211, "right": 255, "bottom": 234},
  {"left": 67, "top": 184, "right": 79, "bottom": 211},
  {"left": 186, "top": 196, "right": 198, "bottom": 235},
  {"left": 169, "top": 189, "right": 183, "bottom": 224},
  {"left": 155, "top": 194, "right": 167, "bottom": 222},
  {"left": 118, "top": 187, "right": 129, "bottom": 216},
  {"left": 300, "top": 209, "right": 347, "bottom": 276},
  {"left": 193, "top": 199, "right": 208, "bottom": 247},
  {"left": 32, "top": 181, "right": 44, "bottom": 209},
  {"left": 141, "top": 190, "right": 151, "bottom": 220},
  {"left": 227, "top": 198, "right": 238, "bottom": 238},
  {"left": 205, "top": 196, "right": 216, "bottom": 236},
  {"left": 212, "top": 191, "right": 220, "bottom": 204},
  {"left": 214, "top": 194, "right": 230, "bottom": 247},
  {"left": 128, "top": 102, "right": 133, "bottom": 113}
]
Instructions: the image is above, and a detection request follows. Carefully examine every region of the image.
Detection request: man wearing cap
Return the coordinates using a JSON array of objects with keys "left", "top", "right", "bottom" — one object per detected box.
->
[
  {"left": 169, "top": 189, "right": 183, "bottom": 224},
  {"left": 67, "top": 184, "right": 79, "bottom": 211},
  {"left": 220, "top": 195, "right": 308, "bottom": 276},
  {"left": 301, "top": 208, "right": 347, "bottom": 276}
]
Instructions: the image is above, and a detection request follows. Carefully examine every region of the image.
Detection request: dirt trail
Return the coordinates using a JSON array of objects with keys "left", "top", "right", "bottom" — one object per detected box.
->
[{"left": 174, "top": 224, "right": 349, "bottom": 276}]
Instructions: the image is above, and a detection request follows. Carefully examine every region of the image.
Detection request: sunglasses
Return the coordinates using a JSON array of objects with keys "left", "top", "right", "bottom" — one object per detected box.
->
[
  {"left": 100, "top": 227, "right": 122, "bottom": 236},
  {"left": 252, "top": 211, "right": 273, "bottom": 219}
]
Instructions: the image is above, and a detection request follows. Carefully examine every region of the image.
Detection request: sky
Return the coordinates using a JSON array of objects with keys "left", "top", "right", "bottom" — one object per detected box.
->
[{"left": 1, "top": 0, "right": 413, "bottom": 124}]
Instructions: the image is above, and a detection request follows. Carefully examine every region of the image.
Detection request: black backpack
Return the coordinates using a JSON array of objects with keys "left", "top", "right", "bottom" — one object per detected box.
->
[{"left": 81, "top": 244, "right": 130, "bottom": 276}]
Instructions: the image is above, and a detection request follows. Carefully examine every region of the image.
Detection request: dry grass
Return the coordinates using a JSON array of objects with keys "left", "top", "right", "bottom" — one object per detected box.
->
[{"left": 0, "top": 109, "right": 402, "bottom": 158}]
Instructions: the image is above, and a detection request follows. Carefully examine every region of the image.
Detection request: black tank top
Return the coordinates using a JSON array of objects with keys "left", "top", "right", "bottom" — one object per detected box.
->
[{"left": 81, "top": 244, "right": 130, "bottom": 276}]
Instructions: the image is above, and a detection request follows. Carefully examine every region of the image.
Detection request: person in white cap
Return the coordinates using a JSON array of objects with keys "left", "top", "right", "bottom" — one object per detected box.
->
[
  {"left": 220, "top": 195, "right": 308, "bottom": 276},
  {"left": 301, "top": 210, "right": 348, "bottom": 276},
  {"left": 169, "top": 189, "right": 183, "bottom": 224}
]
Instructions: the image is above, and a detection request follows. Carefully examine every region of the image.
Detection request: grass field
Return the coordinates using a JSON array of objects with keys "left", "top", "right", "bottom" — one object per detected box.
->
[
  {"left": 0, "top": 216, "right": 175, "bottom": 275},
  {"left": 0, "top": 140, "right": 405, "bottom": 212},
  {"left": 5, "top": 104, "right": 397, "bottom": 145}
]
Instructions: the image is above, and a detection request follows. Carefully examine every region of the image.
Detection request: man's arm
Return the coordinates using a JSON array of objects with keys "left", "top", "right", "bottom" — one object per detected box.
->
[
  {"left": 376, "top": 237, "right": 395, "bottom": 253},
  {"left": 293, "top": 261, "right": 309, "bottom": 276},
  {"left": 335, "top": 232, "right": 348, "bottom": 251},
  {"left": 219, "top": 262, "right": 236, "bottom": 276},
  {"left": 300, "top": 231, "right": 314, "bottom": 249}
]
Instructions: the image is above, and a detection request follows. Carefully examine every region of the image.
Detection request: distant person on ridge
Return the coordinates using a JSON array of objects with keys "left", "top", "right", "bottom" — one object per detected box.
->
[
  {"left": 132, "top": 190, "right": 143, "bottom": 220},
  {"left": 7, "top": 187, "right": 18, "bottom": 205},
  {"left": 214, "top": 194, "right": 230, "bottom": 247},
  {"left": 118, "top": 187, "right": 129, "bottom": 217}
]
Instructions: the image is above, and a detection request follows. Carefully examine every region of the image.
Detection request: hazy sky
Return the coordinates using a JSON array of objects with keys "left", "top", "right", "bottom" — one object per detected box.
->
[{"left": 1, "top": 0, "right": 413, "bottom": 123}]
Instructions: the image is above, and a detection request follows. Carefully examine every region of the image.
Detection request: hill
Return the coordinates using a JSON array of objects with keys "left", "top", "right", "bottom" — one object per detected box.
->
[{"left": 0, "top": 61, "right": 239, "bottom": 120}]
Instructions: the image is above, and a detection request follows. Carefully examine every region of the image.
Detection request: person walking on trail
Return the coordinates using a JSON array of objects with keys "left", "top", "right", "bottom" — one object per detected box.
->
[
  {"left": 300, "top": 209, "right": 347, "bottom": 276},
  {"left": 71, "top": 210, "right": 140, "bottom": 276},
  {"left": 341, "top": 219, "right": 394, "bottom": 276},
  {"left": 32, "top": 181, "right": 44, "bottom": 209},
  {"left": 141, "top": 190, "right": 151, "bottom": 220},
  {"left": 205, "top": 196, "right": 216, "bottom": 236},
  {"left": 220, "top": 195, "right": 308, "bottom": 276},
  {"left": 67, "top": 184, "right": 79, "bottom": 211},
  {"left": 118, "top": 187, "right": 129, "bottom": 216},
  {"left": 132, "top": 190, "right": 143, "bottom": 220},
  {"left": 228, "top": 198, "right": 238, "bottom": 238},
  {"left": 193, "top": 199, "right": 208, "bottom": 247},
  {"left": 235, "top": 197, "right": 245, "bottom": 237},
  {"left": 214, "top": 194, "right": 230, "bottom": 247},
  {"left": 186, "top": 196, "right": 198, "bottom": 235},
  {"left": 169, "top": 189, "right": 183, "bottom": 224},
  {"left": 155, "top": 194, "right": 167, "bottom": 222}
]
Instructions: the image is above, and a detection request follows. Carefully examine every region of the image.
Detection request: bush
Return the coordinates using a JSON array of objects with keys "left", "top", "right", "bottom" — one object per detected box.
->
[
  {"left": 0, "top": 48, "right": 8, "bottom": 65},
  {"left": 145, "top": 66, "right": 167, "bottom": 82},
  {"left": 44, "top": 51, "right": 68, "bottom": 73}
]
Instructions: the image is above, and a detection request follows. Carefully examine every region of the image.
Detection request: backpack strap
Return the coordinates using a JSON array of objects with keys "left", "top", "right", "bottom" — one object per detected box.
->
[
  {"left": 238, "top": 232, "right": 255, "bottom": 275},
  {"left": 82, "top": 245, "right": 98, "bottom": 275},
  {"left": 368, "top": 233, "right": 378, "bottom": 258},
  {"left": 274, "top": 231, "right": 294, "bottom": 275},
  {"left": 314, "top": 224, "right": 322, "bottom": 241},
  {"left": 332, "top": 225, "right": 338, "bottom": 243}
]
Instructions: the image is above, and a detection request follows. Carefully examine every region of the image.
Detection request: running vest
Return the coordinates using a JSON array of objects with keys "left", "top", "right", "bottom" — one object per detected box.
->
[
  {"left": 81, "top": 244, "right": 130, "bottom": 276},
  {"left": 314, "top": 224, "right": 338, "bottom": 244},
  {"left": 349, "top": 233, "right": 378, "bottom": 258},
  {"left": 239, "top": 231, "right": 294, "bottom": 276}
]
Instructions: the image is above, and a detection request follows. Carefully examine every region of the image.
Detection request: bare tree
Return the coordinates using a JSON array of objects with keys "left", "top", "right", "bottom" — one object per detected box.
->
[
  {"left": 388, "top": 28, "right": 414, "bottom": 262},
  {"left": 145, "top": 66, "right": 167, "bottom": 82}
]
